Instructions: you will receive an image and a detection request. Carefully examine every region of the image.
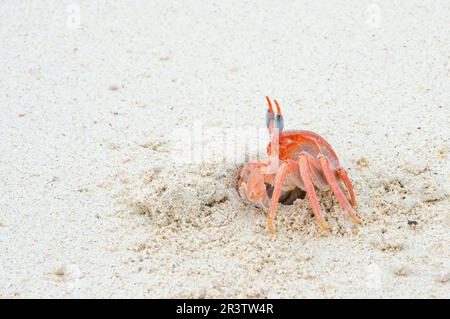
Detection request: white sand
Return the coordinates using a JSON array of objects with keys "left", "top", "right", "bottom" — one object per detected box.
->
[{"left": 1, "top": 1, "right": 449, "bottom": 298}]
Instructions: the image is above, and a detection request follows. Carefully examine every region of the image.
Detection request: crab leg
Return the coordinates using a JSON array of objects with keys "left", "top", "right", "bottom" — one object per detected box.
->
[
  {"left": 318, "top": 155, "right": 362, "bottom": 224},
  {"left": 267, "top": 162, "right": 289, "bottom": 234},
  {"left": 298, "top": 153, "right": 331, "bottom": 230},
  {"left": 337, "top": 167, "right": 357, "bottom": 206}
]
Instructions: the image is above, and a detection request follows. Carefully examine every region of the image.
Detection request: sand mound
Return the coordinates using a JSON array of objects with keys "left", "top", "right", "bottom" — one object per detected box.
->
[{"left": 115, "top": 149, "right": 448, "bottom": 298}]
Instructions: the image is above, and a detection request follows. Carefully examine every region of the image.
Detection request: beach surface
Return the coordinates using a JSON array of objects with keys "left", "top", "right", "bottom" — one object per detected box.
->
[{"left": 0, "top": 1, "right": 449, "bottom": 298}]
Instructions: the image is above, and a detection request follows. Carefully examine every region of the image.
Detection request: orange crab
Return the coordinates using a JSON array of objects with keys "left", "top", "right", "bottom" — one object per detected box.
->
[{"left": 238, "top": 97, "right": 362, "bottom": 233}]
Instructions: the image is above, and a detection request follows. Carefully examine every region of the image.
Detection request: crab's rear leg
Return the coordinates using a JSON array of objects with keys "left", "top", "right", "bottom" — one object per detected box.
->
[
  {"left": 318, "top": 155, "right": 362, "bottom": 225},
  {"left": 298, "top": 153, "right": 331, "bottom": 230},
  {"left": 337, "top": 167, "right": 356, "bottom": 206}
]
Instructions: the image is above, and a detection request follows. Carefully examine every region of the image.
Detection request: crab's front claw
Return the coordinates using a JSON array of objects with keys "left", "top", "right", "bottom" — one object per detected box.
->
[{"left": 238, "top": 164, "right": 270, "bottom": 209}]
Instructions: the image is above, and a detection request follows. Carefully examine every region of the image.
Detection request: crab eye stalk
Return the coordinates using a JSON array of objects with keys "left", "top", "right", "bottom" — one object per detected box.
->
[
  {"left": 274, "top": 114, "right": 284, "bottom": 131},
  {"left": 265, "top": 109, "right": 274, "bottom": 129},
  {"left": 273, "top": 99, "right": 284, "bottom": 131},
  {"left": 265, "top": 96, "right": 275, "bottom": 129}
]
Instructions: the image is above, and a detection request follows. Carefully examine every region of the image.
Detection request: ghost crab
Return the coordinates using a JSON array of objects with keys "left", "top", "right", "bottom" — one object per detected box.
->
[{"left": 238, "top": 97, "right": 362, "bottom": 233}]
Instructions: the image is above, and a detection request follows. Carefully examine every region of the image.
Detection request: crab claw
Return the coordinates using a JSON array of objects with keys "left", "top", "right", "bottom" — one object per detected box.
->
[{"left": 238, "top": 164, "right": 270, "bottom": 209}]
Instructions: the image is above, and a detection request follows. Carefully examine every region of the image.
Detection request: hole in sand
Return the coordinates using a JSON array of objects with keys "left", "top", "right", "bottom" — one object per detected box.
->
[{"left": 265, "top": 184, "right": 306, "bottom": 205}]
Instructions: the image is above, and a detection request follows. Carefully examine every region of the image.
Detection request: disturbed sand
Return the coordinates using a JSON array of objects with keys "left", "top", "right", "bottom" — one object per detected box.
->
[{"left": 0, "top": 1, "right": 449, "bottom": 298}]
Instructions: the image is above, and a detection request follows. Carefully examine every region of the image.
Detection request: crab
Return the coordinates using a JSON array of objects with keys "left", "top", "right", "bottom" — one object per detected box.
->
[{"left": 238, "top": 96, "right": 362, "bottom": 233}]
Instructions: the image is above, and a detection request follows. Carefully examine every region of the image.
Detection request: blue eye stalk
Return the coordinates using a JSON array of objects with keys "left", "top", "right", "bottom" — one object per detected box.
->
[
  {"left": 275, "top": 113, "right": 284, "bottom": 131},
  {"left": 265, "top": 96, "right": 284, "bottom": 132}
]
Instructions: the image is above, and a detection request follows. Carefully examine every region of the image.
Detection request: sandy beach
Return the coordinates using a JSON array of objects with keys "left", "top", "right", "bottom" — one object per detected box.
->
[{"left": 0, "top": 1, "right": 449, "bottom": 298}]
